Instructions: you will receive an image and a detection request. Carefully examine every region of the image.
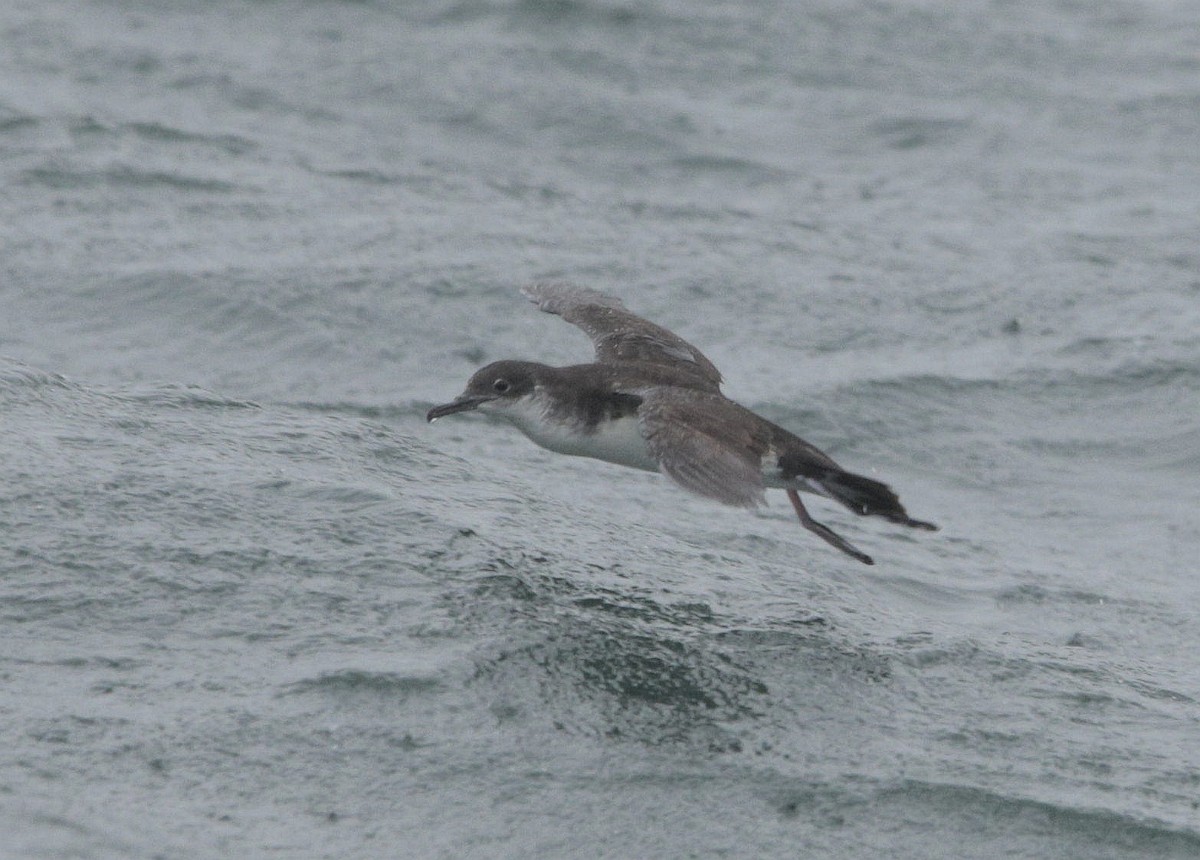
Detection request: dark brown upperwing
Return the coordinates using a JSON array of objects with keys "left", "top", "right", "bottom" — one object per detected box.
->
[{"left": 522, "top": 282, "right": 723, "bottom": 391}]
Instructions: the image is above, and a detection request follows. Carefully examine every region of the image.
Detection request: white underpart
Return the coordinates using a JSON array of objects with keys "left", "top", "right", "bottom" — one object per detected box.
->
[
  {"left": 486, "top": 394, "right": 837, "bottom": 499},
  {"left": 760, "top": 446, "right": 835, "bottom": 498},
  {"left": 488, "top": 392, "right": 660, "bottom": 473}
]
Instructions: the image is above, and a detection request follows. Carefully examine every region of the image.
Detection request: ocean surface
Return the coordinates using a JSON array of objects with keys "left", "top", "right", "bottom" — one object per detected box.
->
[{"left": 3, "top": 1, "right": 1199, "bottom": 857}]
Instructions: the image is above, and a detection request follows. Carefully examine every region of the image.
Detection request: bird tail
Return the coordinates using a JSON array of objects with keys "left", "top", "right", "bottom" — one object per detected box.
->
[{"left": 816, "top": 469, "right": 938, "bottom": 530}]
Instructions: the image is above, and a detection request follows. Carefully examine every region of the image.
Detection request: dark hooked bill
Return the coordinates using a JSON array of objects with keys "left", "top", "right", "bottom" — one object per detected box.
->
[{"left": 426, "top": 394, "right": 494, "bottom": 422}]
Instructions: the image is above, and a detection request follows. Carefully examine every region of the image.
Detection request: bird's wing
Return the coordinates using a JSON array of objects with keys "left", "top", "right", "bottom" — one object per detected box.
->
[
  {"left": 522, "top": 282, "right": 723, "bottom": 390},
  {"left": 635, "top": 387, "right": 768, "bottom": 509}
]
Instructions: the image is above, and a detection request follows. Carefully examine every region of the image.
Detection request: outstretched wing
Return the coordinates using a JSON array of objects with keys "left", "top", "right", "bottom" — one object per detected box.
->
[
  {"left": 522, "top": 282, "right": 723, "bottom": 390},
  {"left": 636, "top": 387, "right": 769, "bottom": 509}
]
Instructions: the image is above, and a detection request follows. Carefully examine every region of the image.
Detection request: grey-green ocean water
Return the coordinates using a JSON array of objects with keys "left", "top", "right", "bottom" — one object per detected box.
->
[{"left": 2, "top": 1, "right": 1199, "bottom": 857}]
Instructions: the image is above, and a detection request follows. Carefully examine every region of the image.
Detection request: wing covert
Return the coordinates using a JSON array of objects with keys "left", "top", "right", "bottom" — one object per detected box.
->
[
  {"left": 636, "top": 388, "right": 768, "bottom": 509},
  {"left": 522, "top": 282, "right": 723, "bottom": 390}
]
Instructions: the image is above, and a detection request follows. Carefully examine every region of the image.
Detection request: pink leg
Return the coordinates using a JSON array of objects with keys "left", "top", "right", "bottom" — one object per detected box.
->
[{"left": 787, "top": 489, "right": 874, "bottom": 565}]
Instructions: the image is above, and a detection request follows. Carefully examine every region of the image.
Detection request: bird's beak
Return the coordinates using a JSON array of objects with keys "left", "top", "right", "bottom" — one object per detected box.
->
[{"left": 426, "top": 394, "right": 495, "bottom": 422}]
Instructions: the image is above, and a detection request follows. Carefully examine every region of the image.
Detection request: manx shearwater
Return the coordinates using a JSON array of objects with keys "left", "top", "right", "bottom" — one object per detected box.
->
[{"left": 427, "top": 283, "right": 937, "bottom": 564}]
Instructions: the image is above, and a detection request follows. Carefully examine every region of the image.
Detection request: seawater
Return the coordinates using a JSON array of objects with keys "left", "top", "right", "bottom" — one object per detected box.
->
[{"left": 2, "top": 1, "right": 1199, "bottom": 857}]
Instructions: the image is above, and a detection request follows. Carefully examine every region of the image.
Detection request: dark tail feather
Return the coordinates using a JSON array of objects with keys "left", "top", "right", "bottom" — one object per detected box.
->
[{"left": 819, "top": 470, "right": 938, "bottom": 531}]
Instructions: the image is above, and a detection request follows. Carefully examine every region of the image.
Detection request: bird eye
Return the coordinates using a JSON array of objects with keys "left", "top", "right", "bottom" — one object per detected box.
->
[{"left": 492, "top": 378, "right": 511, "bottom": 393}]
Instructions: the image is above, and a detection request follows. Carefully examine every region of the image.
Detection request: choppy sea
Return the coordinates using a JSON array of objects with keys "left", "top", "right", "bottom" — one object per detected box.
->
[{"left": 3, "top": 1, "right": 1199, "bottom": 857}]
